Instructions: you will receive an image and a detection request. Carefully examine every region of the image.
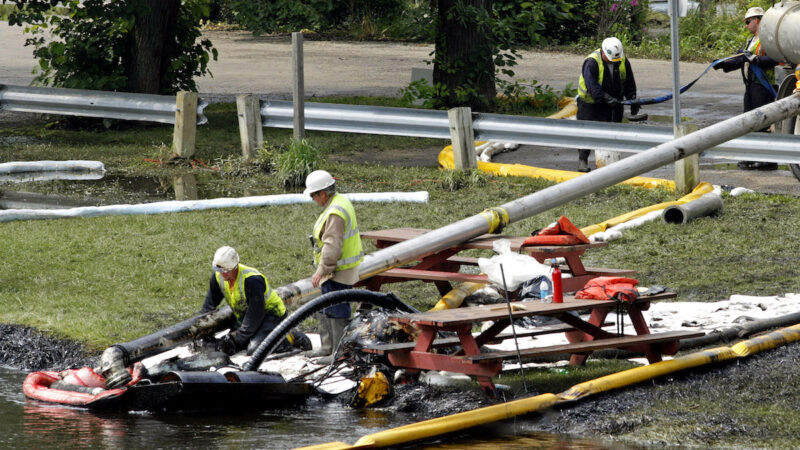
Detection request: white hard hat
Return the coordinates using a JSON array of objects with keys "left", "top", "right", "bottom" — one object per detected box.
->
[
  {"left": 212, "top": 246, "right": 239, "bottom": 272},
  {"left": 601, "top": 37, "right": 624, "bottom": 62},
  {"left": 303, "top": 170, "right": 335, "bottom": 196},
  {"left": 744, "top": 7, "right": 764, "bottom": 20}
]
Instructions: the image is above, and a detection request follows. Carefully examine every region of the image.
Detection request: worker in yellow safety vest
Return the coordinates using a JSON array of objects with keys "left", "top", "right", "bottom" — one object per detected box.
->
[
  {"left": 713, "top": 6, "right": 779, "bottom": 171},
  {"left": 304, "top": 170, "right": 364, "bottom": 361},
  {"left": 576, "top": 37, "right": 638, "bottom": 172},
  {"left": 201, "top": 246, "right": 311, "bottom": 355}
]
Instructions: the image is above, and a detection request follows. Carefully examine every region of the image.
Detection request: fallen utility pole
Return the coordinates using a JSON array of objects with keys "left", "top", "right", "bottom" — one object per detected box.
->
[{"left": 274, "top": 93, "right": 800, "bottom": 307}]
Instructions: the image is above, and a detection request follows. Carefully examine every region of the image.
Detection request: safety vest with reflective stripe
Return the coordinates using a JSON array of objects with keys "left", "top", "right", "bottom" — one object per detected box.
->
[
  {"left": 313, "top": 193, "right": 363, "bottom": 271},
  {"left": 577, "top": 49, "right": 627, "bottom": 104},
  {"left": 215, "top": 264, "right": 285, "bottom": 323}
]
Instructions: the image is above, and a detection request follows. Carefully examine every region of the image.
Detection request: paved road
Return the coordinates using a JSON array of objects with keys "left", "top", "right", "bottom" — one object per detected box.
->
[{"left": 2, "top": 24, "right": 799, "bottom": 194}]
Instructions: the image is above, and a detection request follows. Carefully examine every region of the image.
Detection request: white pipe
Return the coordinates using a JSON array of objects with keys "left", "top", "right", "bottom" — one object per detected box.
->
[
  {"left": 0, "top": 172, "right": 105, "bottom": 183},
  {"left": 0, "top": 191, "right": 429, "bottom": 222},
  {"left": 0, "top": 160, "right": 105, "bottom": 174}
]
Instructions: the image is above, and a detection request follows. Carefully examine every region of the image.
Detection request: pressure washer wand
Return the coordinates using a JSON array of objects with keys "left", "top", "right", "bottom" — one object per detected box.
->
[{"left": 499, "top": 264, "right": 527, "bottom": 394}]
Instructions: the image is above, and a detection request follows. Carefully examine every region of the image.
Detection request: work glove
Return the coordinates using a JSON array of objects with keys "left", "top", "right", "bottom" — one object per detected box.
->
[
  {"left": 217, "top": 333, "right": 238, "bottom": 355},
  {"left": 602, "top": 93, "right": 621, "bottom": 105},
  {"left": 630, "top": 102, "right": 641, "bottom": 116},
  {"left": 743, "top": 51, "right": 757, "bottom": 63}
]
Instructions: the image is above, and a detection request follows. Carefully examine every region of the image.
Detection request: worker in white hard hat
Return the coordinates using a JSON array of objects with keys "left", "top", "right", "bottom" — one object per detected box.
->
[
  {"left": 713, "top": 6, "right": 779, "bottom": 170},
  {"left": 575, "top": 36, "right": 638, "bottom": 172},
  {"left": 201, "top": 246, "right": 311, "bottom": 355},
  {"left": 303, "top": 170, "right": 364, "bottom": 361}
]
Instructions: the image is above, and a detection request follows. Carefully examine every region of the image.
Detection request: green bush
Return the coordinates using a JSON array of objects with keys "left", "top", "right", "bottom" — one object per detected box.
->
[
  {"left": 226, "top": 0, "right": 403, "bottom": 35},
  {"left": 270, "top": 138, "right": 321, "bottom": 188}
]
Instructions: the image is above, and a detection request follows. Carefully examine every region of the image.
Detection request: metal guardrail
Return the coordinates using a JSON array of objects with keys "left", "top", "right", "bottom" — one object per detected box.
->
[
  {"left": 260, "top": 100, "right": 800, "bottom": 164},
  {"left": 0, "top": 84, "right": 208, "bottom": 125}
]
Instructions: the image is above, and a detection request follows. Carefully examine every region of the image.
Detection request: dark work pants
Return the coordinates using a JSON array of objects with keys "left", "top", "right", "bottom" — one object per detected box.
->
[
  {"left": 321, "top": 279, "right": 352, "bottom": 319},
  {"left": 246, "top": 314, "right": 283, "bottom": 355},
  {"left": 577, "top": 99, "right": 624, "bottom": 161}
]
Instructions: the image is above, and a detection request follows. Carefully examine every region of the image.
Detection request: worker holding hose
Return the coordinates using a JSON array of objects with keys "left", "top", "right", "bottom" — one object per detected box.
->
[
  {"left": 304, "top": 170, "right": 364, "bottom": 362},
  {"left": 201, "top": 246, "right": 311, "bottom": 356},
  {"left": 576, "top": 37, "right": 639, "bottom": 172},
  {"left": 713, "top": 6, "right": 779, "bottom": 170}
]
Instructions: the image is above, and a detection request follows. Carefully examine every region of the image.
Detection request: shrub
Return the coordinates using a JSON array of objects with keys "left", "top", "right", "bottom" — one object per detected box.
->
[{"left": 270, "top": 139, "right": 321, "bottom": 188}]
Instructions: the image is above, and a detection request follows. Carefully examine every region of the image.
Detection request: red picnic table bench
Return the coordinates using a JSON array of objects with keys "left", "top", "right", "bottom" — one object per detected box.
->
[
  {"left": 360, "top": 292, "right": 703, "bottom": 397},
  {"left": 357, "top": 227, "right": 634, "bottom": 295}
]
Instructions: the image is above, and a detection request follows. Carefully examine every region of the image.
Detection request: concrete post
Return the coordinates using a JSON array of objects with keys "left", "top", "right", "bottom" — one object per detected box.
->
[
  {"left": 172, "top": 91, "right": 197, "bottom": 159},
  {"left": 236, "top": 94, "right": 263, "bottom": 160},
  {"left": 292, "top": 32, "right": 305, "bottom": 141},
  {"left": 674, "top": 123, "right": 700, "bottom": 194},
  {"left": 448, "top": 107, "right": 477, "bottom": 169}
]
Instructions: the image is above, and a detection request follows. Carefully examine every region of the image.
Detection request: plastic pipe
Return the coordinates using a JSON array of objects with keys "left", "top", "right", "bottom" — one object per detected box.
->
[
  {"left": 661, "top": 192, "right": 723, "bottom": 224},
  {"left": 276, "top": 93, "right": 800, "bottom": 307},
  {"left": 0, "top": 160, "right": 105, "bottom": 174},
  {"left": 0, "top": 191, "right": 429, "bottom": 223}
]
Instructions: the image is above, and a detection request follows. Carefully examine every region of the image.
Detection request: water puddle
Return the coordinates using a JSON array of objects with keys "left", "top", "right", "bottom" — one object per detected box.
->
[{"left": 0, "top": 172, "right": 253, "bottom": 209}]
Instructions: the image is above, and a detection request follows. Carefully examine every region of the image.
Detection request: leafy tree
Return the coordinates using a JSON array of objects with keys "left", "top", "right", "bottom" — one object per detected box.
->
[
  {"left": 5, "top": 0, "right": 217, "bottom": 94},
  {"left": 224, "top": 0, "right": 403, "bottom": 35}
]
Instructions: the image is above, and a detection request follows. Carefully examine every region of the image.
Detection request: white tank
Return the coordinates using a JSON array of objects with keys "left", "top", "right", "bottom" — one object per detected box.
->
[{"left": 760, "top": 1, "right": 800, "bottom": 65}]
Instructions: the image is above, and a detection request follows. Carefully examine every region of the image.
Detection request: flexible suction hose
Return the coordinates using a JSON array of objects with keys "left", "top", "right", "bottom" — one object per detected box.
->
[{"left": 243, "top": 289, "right": 419, "bottom": 371}]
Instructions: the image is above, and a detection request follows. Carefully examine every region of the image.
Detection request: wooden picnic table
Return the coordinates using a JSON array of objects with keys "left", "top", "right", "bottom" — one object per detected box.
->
[
  {"left": 361, "top": 292, "right": 703, "bottom": 396},
  {"left": 358, "top": 227, "right": 634, "bottom": 295}
]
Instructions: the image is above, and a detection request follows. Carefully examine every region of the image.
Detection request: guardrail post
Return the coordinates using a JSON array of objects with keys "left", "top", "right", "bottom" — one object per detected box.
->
[
  {"left": 448, "top": 107, "right": 477, "bottom": 169},
  {"left": 674, "top": 123, "right": 699, "bottom": 194},
  {"left": 292, "top": 31, "right": 305, "bottom": 141},
  {"left": 172, "top": 91, "right": 197, "bottom": 159},
  {"left": 236, "top": 94, "right": 263, "bottom": 160}
]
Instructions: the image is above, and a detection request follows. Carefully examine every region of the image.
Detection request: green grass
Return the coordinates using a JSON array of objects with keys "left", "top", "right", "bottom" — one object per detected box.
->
[{"left": 2, "top": 99, "right": 800, "bottom": 352}]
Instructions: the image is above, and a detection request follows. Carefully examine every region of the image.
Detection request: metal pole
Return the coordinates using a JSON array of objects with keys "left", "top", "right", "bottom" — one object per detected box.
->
[
  {"left": 669, "top": 0, "right": 681, "bottom": 134},
  {"left": 274, "top": 94, "right": 800, "bottom": 306}
]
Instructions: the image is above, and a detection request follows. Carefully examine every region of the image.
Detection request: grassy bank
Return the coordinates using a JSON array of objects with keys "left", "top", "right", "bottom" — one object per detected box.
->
[{"left": 3, "top": 102, "right": 800, "bottom": 350}]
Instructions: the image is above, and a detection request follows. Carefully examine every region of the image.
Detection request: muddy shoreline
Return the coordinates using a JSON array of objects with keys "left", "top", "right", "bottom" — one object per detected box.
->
[{"left": 5, "top": 320, "right": 799, "bottom": 447}]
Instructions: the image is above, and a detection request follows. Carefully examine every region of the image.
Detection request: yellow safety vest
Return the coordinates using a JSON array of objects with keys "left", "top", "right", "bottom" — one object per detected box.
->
[
  {"left": 746, "top": 37, "right": 774, "bottom": 83},
  {"left": 215, "top": 263, "right": 285, "bottom": 324},
  {"left": 313, "top": 193, "right": 363, "bottom": 271},
  {"left": 577, "top": 49, "right": 628, "bottom": 104}
]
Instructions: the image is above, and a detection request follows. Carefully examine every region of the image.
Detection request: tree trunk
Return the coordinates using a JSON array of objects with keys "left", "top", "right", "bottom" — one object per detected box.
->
[
  {"left": 126, "top": 0, "right": 180, "bottom": 94},
  {"left": 433, "top": 0, "right": 496, "bottom": 111}
]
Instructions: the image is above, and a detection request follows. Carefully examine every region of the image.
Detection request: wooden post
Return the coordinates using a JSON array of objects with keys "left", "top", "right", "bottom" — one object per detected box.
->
[
  {"left": 448, "top": 107, "right": 477, "bottom": 169},
  {"left": 674, "top": 123, "right": 700, "bottom": 194},
  {"left": 172, "top": 91, "right": 197, "bottom": 159},
  {"left": 236, "top": 94, "right": 263, "bottom": 160},
  {"left": 172, "top": 174, "right": 198, "bottom": 201},
  {"left": 292, "top": 31, "right": 305, "bottom": 141}
]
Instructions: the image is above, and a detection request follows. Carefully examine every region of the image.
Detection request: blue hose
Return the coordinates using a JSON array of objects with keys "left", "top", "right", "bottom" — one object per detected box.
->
[{"left": 624, "top": 54, "right": 776, "bottom": 106}]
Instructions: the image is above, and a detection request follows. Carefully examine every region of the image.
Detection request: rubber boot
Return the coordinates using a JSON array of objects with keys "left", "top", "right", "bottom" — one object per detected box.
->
[
  {"left": 577, "top": 149, "right": 591, "bottom": 173},
  {"left": 314, "top": 318, "right": 349, "bottom": 365},
  {"left": 305, "top": 314, "right": 333, "bottom": 358},
  {"left": 288, "top": 330, "right": 313, "bottom": 351}
]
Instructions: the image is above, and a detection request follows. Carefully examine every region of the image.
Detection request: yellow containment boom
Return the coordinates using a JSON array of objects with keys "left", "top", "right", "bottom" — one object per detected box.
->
[
  {"left": 580, "top": 181, "right": 714, "bottom": 237},
  {"left": 296, "top": 322, "right": 800, "bottom": 449}
]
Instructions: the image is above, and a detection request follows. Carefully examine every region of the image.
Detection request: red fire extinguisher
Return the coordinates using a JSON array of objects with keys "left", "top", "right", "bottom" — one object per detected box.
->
[{"left": 551, "top": 261, "right": 563, "bottom": 303}]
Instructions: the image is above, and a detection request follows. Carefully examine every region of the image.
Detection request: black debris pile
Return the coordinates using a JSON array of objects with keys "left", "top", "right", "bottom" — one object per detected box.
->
[{"left": 0, "top": 324, "right": 94, "bottom": 371}]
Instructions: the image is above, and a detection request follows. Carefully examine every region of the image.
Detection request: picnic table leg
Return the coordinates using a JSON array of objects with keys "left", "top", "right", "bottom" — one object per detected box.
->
[
  {"left": 565, "top": 306, "right": 610, "bottom": 365},
  {"left": 625, "top": 304, "right": 664, "bottom": 364},
  {"left": 455, "top": 326, "right": 498, "bottom": 397}
]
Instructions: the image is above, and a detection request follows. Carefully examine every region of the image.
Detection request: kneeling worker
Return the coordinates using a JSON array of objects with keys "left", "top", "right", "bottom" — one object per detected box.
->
[{"left": 201, "top": 246, "right": 310, "bottom": 355}]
